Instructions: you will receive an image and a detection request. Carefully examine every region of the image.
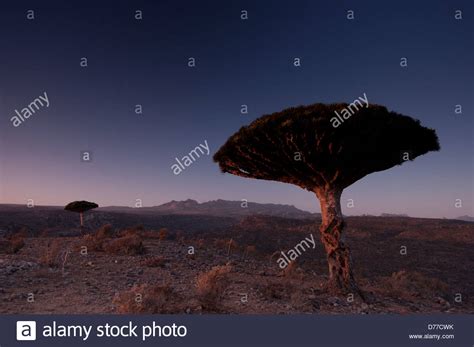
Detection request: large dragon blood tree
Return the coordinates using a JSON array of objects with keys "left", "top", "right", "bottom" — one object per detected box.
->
[{"left": 213, "top": 103, "right": 440, "bottom": 295}]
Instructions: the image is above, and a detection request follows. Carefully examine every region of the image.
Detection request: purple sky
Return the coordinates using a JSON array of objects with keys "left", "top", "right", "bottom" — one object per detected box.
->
[{"left": 0, "top": 0, "right": 472, "bottom": 218}]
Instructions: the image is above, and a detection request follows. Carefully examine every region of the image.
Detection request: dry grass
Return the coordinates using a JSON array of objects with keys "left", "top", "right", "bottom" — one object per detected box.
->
[
  {"left": 0, "top": 231, "right": 26, "bottom": 254},
  {"left": 280, "top": 260, "right": 304, "bottom": 280},
  {"left": 258, "top": 281, "right": 291, "bottom": 300},
  {"left": 196, "top": 238, "right": 205, "bottom": 249},
  {"left": 213, "top": 238, "right": 240, "bottom": 254},
  {"left": 95, "top": 224, "right": 114, "bottom": 239},
  {"left": 195, "top": 264, "right": 232, "bottom": 310},
  {"left": 81, "top": 224, "right": 144, "bottom": 255},
  {"left": 0, "top": 240, "right": 11, "bottom": 254},
  {"left": 141, "top": 256, "right": 167, "bottom": 268},
  {"left": 39, "top": 239, "right": 67, "bottom": 268},
  {"left": 380, "top": 270, "right": 450, "bottom": 299},
  {"left": 118, "top": 227, "right": 139, "bottom": 238},
  {"left": 10, "top": 237, "right": 26, "bottom": 254},
  {"left": 158, "top": 228, "right": 168, "bottom": 240},
  {"left": 141, "top": 230, "right": 162, "bottom": 239},
  {"left": 113, "top": 283, "right": 180, "bottom": 313},
  {"left": 82, "top": 224, "right": 114, "bottom": 251},
  {"left": 103, "top": 234, "right": 145, "bottom": 255},
  {"left": 227, "top": 239, "right": 239, "bottom": 255},
  {"left": 242, "top": 245, "right": 257, "bottom": 259}
]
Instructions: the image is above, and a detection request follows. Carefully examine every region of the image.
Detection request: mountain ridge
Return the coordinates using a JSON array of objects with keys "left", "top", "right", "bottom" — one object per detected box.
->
[{"left": 99, "top": 199, "right": 318, "bottom": 219}]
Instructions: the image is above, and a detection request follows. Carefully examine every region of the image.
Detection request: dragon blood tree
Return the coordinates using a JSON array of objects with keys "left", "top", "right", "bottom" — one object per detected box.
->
[
  {"left": 64, "top": 200, "right": 98, "bottom": 227},
  {"left": 213, "top": 103, "right": 439, "bottom": 295}
]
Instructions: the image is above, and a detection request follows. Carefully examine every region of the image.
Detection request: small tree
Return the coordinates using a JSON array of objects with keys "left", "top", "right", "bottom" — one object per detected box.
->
[
  {"left": 214, "top": 103, "right": 440, "bottom": 296},
  {"left": 64, "top": 200, "right": 98, "bottom": 227}
]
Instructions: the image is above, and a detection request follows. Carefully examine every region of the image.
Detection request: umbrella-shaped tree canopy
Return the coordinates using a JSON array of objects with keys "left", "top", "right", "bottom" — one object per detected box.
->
[
  {"left": 214, "top": 103, "right": 439, "bottom": 191},
  {"left": 65, "top": 201, "right": 99, "bottom": 213},
  {"left": 214, "top": 103, "right": 440, "bottom": 296},
  {"left": 64, "top": 200, "right": 98, "bottom": 227}
]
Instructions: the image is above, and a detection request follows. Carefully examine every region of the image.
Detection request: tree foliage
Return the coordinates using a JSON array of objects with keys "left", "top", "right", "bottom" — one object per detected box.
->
[
  {"left": 214, "top": 103, "right": 440, "bottom": 190},
  {"left": 64, "top": 200, "right": 98, "bottom": 213}
]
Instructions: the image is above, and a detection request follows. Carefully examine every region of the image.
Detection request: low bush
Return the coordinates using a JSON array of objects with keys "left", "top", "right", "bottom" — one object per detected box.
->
[
  {"left": 0, "top": 231, "right": 26, "bottom": 254},
  {"left": 195, "top": 265, "right": 232, "bottom": 310},
  {"left": 113, "top": 284, "right": 180, "bottom": 313},
  {"left": 381, "top": 270, "right": 450, "bottom": 299},
  {"left": 141, "top": 256, "right": 167, "bottom": 268},
  {"left": 39, "top": 239, "right": 66, "bottom": 267},
  {"left": 158, "top": 228, "right": 168, "bottom": 240},
  {"left": 103, "top": 234, "right": 145, "bottom": 255},
  {"left": 83, "top": 224, "right": 114, "bottom": 251}
]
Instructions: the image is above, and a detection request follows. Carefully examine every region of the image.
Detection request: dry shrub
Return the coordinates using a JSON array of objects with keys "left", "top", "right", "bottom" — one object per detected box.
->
[
  {"left": 213, "top": 238, "right": 239, "bottom": 254},
  {"left": 0, "top": 240, "right": 12, "bottom": 254},
  {"left": 227, "top": 239, "right": 239, "bottom": 254},
  {"left": 381, "top": 270, "right": 450, "bottom": 299},
  {"left": 213, "top": 239, "right": 227, "bottom": 248},
  {"left": 175, "top": 230, "right": 184, "bottom": 243},
  {"left": 134, "top": 225, "right": 145, "bottom": 232},
  {"left": 104, "top": 234, "right": 145, "bottom": 255},
  {"left": 141, "top": 256, "right": 167, "bottom": 268},
  {"left": 119, "top": 225, "right": 144, "bottom": 236},
  {"left": 270, "top": 250, "right": 282, "bottom": 261},
  {"left": 242, "top": 245, "right": 257, "bottom": 259},
  {"left": 118, "top": 227, "right": 140, "bottom": 238},
  {"left": 13, "top": 227, "right": 28, "bottom": 239},
  {"left": 39, "top": 240, "right": 65, "bottom": 267},
  {"left": 141, "top": 230, "right": 161, "bottom": 239},
  {"left": 83, "top": 224, "right": 114, "bottom": 251},
  {"left": 158, "top": 228, "right": 168, "bottom": 240},
  {"left": 196, "top": 238, "right": 205, "bottom": 249},
  {"left": 258, "top": 281, "right": 291, "bottom": 300},
  {"left": 9, "top": 237, "right": 25, "bottom": 254},
  {"left": 0, "top": 231, "right": 26, "bottom": 254},
  {"left": 196, "top": 265, "right": 232, "bottom": 310},
  {"left": 82, "top": 224, "right": 145, "bottom": 255},
  {"left": 113, "top": 284, "right": 180, "bottom": 313},
  {"left": 95, "top": 224, "right": 114, "bottom": 239},
  {"left": 280, "top": 260, "right": 304, "bottom": 279},
  {"left": 9, "top": 231, "right": 26, "bottom": 254}
]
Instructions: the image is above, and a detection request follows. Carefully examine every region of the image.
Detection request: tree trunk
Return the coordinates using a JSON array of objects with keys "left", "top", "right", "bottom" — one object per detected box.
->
[
  {"left": 315, "top": 188, "right": 361, "bottom": 296},
  {"left": 80, "top": 212, "right": 84, "bottom": 227}
]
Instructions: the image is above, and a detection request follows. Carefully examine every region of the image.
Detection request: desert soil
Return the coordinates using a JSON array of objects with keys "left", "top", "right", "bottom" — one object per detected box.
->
[{"left": 0, "top": 216, "right": 473, "bottom": 314}]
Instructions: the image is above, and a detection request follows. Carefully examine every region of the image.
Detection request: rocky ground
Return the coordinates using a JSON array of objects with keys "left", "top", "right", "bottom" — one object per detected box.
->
[{"left": 0, "top": 216, "right": 473, "bottom": 314}]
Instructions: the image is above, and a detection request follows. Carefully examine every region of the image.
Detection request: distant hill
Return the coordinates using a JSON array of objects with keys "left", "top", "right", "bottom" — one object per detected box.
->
[
  {"left": 100, "top": 199, "right": 318, "bottom": 219},
  {"left": 456, "top": 215, "right": 474, "bottom": 222},
  {"left": 380, "top": 213, "right": 410, "bottom": 217}
]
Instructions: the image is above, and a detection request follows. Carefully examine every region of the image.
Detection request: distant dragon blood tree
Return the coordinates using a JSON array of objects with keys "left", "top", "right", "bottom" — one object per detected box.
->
[
  {"left": 213, "top": 103, "right": 440, "bottom": 296},
  {"left": 64, "top": 200, "right": 98, "bottom": 227}
]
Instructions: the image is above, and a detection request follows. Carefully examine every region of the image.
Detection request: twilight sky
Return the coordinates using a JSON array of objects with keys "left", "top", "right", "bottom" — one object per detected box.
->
[{"left": 0, "top": 0, "right": 472, "bottom": 218}]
